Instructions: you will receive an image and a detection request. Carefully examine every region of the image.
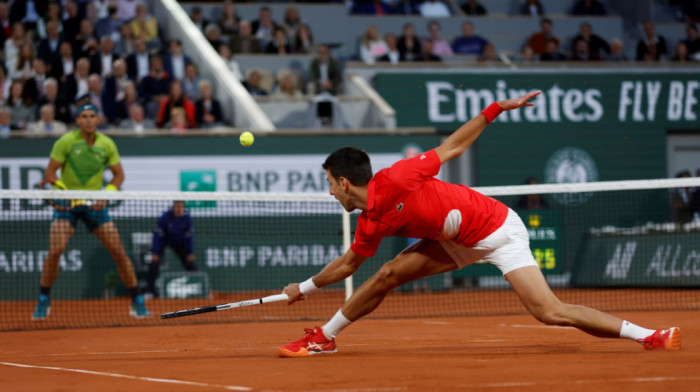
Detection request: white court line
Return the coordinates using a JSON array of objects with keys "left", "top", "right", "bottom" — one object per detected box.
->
[
  {"left": 422, "top": 321, "right": 450, "bottom": 325},
  {"left": 469, "top": 376, "right": 700, "bottom": 388},
  {"left": 501, "top": 324, "right": 574, "bottom": 329},
  {"left": 0, "top": 362, "right": 252, "bottom": 391}
]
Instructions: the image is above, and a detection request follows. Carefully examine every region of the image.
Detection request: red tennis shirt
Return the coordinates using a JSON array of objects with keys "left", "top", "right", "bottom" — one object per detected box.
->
[{"left": 350, "top": 149, "right": 509, "bottom": 258}]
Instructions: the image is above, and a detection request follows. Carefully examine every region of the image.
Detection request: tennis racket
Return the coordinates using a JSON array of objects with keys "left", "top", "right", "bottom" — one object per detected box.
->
[
  {"left": 38, "top": 179, "right": 94, "bottom": 211},
  {"left": 160, "top": 293, "right": 289, "bottom": 319}
]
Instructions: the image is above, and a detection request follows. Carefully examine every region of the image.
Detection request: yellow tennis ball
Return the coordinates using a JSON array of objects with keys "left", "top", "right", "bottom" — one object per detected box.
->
[{"left": 240, "top": 131, "right": 254, "bottom": 147}]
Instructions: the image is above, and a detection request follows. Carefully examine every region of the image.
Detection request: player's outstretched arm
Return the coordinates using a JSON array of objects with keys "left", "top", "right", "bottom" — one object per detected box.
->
[
  {"left": 435, "top": 90, "right": 541, "bottom": 164},
  {"left": 43, "top": 158, "right": 63, "bottom": 184},
  {"left": 283, "top": 249, "right": 366, "bottom": 304}
]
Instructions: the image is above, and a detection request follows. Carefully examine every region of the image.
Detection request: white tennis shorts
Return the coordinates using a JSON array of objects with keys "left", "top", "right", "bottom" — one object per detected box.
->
[{"left": 437, "top": 208, "right": 538, "bottom": 275}]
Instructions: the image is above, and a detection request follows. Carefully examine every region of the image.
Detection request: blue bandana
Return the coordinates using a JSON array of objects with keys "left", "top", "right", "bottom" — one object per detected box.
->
[{"left": 75, "top": 104, "right": 98, "bottom": 117}]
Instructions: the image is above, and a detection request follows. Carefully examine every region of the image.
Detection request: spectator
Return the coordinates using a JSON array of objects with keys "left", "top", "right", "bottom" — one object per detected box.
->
[
  {"left": 265, "top": 28, "right": 291, "bottom": 54},
  {"left": 478, "top": 42, "right": 499, "bottom": 62},
  {"left": 461, "top": 0, "right": 487, "bottom": 16},
  {"left": 521, "top": 0, "right": 545, "bottom": 16},
  {"left": 144, "top": 201, "right": 197, "bottom": 298},
  {"left": 359, "top": 25, "right": 388, "bottom": 65},
  {"left": 36, "top": 2, "right": 62, "bottom": 40},
  {"left": 281, "top": 6, "right": 303, "bottom": 45},
  {"left": 539, "top": 39, "right": 567, "bottom": 61},
  {"left": 77, "top": 74, "right": 114, "bottom": 125},
  {"left": 36, "top": 78, "right": 72, "bottom": 124},
  {"left": 519, "top": 45, "right": 536, "bottom": 62},
  {"left": 126, "top": 38, "right": 151, "bottom": 82},
  {"left": 252, "top": 7, "right": 278, "bottom": 47},
  {"left": 96, "top": 3, "right": 121, "bottom": 41},
  {"left": 190, "top": 6, "right": 209, "bottom": 33},
  {"left": 195, "top": 80, "right": 224, "bottom": 127},
  {"left": 49, "top": 42, "right": 75, "bottom": 83},
  {"left": 218, "top": 0, "right": 240, "bottom": 38},
  {"left": 0, "top": 3, "right": 10, "bottom": 49},
  {"left": 393, "top": 0, "right": 421, "bottom": 15},
  {"left": 378, "top": 33, "right": 401, "bottom": 64},
  {"left": 131, "top": 4, "right": 159, "bottom": 50},
  {"left": 452, "top": 21, "right": 488, "bottom": 55},
  {"left": 636, "top": 21, "right": 667, "bottom": 61},
  {"left": 397, "top": 23, "right": 421, "bottom": 62},
  {"left": 104, "top": 59, "right": 131, "bottom": 104},
  {"left": 89, "top": 36, "right": 118, "bottom": 77},
  {"left": 115, "top": 81, "right": 140, "bottom": 121},
  {"left": 27, "top": 104, "right": 67, "bottom": 135},
  {"left": 6, "top": 80, "right": 34, "bottom": 129},
  {"left": 62, "top": 1, "right": 82, "bottom": 43},
  {"left": 0, "top": 107, "right": 18, "bottom": 138},
  {"left": 426, "top": 21, "right": 453, "bottom": 57},
  {"left": 528, "top": 18, "right": 558, "bottom": 55},
  {"left": 671, "top": 170, "right": 694, "bottom": 225},
  {"left": 114, "top": 23, "right": 135, "bottom": 57},
  {"left": 419, "top": 0, "right": 451, "bottom": 17},
  {"left": 117, "top": 0, "right": 141, "bottom": 23},
  {"left": 571, "top": 38, "right": 601, "bottom": 61},
  {"left": 218, "top": 44, "right": 244, "bottom": 82},
  {"left": 294, "top": 23, "right": 315, "bottom": 54},
  {"left": 24, "top": 58, "right": 49, "bottom": 103},
  {"left": 139, "top": 55, "right": 172, "bottom": 118},
  {"left": 7, "top": 41, "right": 35, "bottom": 81},
  {"left": 119, "top": 102, "right": 154, "bottom": 133},
  {"left": 73, "top": 19, "right": 98, "bottom": 59},
  {"left": 517, "top": 177, "right": 549, "bottom": 210},
  {"left": 230, "top": 20, "right": 262, "bottom": 54},
  {"left": 63, "top": 57, "right": 90, "bottom": 102},
  {"left": 571, "top": 22, "right": 610, "bottom": 58},
  {"left": 163, "top": 39, "right": 191, "bottom": 81},
  {"left": 205, "top": 24, "right": 225, "bottom": 49},
  {"left": 169, "top": 107, "right": 188, "bottom": 133},
  {"left": 273, "top": 72, "right": 303, "bottom": 97},
  {"left": 571, "top": 0, "right": 606, "bottom": 16},
  {"left": 607, "top": 38, "right": 628, "bottom": 61},
  {"left": 682, "top": 24, "right": 700, "bottom": 58},
  {"left": 416, "top": 40, "right": 442, "bottom": 62},
  {"left": 10, "top": 0, "right": 45, "bottom": 32},
  {"left": 353, "top": 0, "right": 393, "bottom": 15},
  {"left": 672, "top": 41, "right": 692, "bottom": 61},
  {"left": 245, "top": 70, "right": 269, "bottom": 96},
  {"left": 157, "top": 80, "right": 195, "bottom": 129},
  {"left": 182, "top": 63, "right": 201, "bottom": 101},
  {"left": 4, "top": 22, "right": 26, "bottom": 69},
  {"left": 309, "top": 45, "right": 341, "bottom": 95},
  {"left": 37, "top": 20, "right": 62, "bottom": 66},
  {"left": 0, "top": 66, "right": 8, "bottom": 104}
]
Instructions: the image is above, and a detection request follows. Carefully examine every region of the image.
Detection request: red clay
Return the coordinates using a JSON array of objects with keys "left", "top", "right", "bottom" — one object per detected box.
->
[{"left": 1, "top": 311, "right": 698, "bottom": 392}]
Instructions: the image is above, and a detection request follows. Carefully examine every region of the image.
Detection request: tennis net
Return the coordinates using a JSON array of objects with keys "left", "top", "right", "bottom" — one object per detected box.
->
[{"left": 1, "top": 177, "right": 699, "bottom": 331}]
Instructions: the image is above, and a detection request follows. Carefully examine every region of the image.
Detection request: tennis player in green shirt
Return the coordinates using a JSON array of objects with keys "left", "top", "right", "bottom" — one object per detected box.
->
[{"left": 32, "top": 103, "right": 151, "bottom": 320}]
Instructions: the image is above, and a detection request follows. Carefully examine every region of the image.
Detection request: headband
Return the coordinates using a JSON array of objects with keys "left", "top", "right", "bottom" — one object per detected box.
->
[{"left": 76, "top": 104, "right": 98, "bottom": 116}]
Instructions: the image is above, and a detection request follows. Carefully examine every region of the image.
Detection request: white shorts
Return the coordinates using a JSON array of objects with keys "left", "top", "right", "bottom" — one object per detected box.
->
[{"left": 437, "top": 208, "right": 538, "bottom": 275}]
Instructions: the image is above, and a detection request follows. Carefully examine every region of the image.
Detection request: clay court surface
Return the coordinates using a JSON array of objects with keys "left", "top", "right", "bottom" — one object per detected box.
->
[{"left": 1, "top": 310, "right": 698, "bottom": 392}]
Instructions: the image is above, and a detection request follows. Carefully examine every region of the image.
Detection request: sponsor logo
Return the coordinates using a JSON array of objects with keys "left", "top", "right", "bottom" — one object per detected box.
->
[
  {"left": 396, "top": 202, "right": 404, "bottom": 211},
  {"left": 544, "top": 147, "right": 598, "bottom": 205}
]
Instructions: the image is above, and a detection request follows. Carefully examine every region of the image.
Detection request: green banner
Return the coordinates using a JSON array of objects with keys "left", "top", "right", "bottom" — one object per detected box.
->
[{"left": 573, "top": 232, "right": 700, "bottom": 287}]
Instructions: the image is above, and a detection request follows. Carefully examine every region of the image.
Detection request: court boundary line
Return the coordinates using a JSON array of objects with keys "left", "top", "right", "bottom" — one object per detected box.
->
[{"left": 0, "top": 361, "right": 252, "bottom": 391}]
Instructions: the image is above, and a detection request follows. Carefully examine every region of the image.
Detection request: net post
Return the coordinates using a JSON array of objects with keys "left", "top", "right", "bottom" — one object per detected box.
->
[{"left": 342, "top": 210, "right": 353, "bottom": 301}]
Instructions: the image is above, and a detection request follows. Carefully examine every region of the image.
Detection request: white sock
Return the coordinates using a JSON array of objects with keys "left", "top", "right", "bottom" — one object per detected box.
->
[
  {"left": 321, "top": 310, "right": 351, "bottom": 339},
  {"left": 619, "top": 320, "right": 656, "bottom": 343}
]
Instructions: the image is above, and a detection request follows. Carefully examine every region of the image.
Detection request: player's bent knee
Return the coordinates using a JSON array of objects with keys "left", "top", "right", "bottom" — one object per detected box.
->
[
  {"left": 530, "top": 303, "right": 569, "bottom": 326},
  {"left": 372, "top": 264, "right": 401, "bottom": 290}
]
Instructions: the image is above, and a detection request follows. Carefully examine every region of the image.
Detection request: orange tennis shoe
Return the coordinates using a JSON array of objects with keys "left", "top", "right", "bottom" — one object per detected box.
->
[
  {"left": 642, "top": 327, "right": 681, "bottom": 350},
  {"left": 278, "top": 327, "right": 337, "bottom": 357}
]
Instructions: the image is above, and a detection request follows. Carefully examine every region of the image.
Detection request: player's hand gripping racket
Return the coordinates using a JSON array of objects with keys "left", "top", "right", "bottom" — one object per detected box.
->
[
  {"left": 38, "top": 179, "right": 94, "bottom": 211},
  {"left": 160, "top": 293, "right": 289, "bottom": 319}
]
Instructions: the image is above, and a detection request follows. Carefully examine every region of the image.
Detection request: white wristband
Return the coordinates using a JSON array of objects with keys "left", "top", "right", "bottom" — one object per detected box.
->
[{"left": 299, "top": 277, "right": 320, "bottom": 295}]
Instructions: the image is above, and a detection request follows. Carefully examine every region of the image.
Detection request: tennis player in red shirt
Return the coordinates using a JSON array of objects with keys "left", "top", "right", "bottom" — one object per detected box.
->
[{"left": 278, "top": 91, "right": 680, "bottom": 357}]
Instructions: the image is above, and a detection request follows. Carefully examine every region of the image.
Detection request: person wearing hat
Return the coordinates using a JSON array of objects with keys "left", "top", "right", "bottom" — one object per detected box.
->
[{"left": 32, "top": 102, "right": 152, "bottom": 321}]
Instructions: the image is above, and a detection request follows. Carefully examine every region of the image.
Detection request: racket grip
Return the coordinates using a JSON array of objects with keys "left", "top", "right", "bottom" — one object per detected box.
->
[{"left": 261, "top": 294, "right": 289, "bottom": 303}]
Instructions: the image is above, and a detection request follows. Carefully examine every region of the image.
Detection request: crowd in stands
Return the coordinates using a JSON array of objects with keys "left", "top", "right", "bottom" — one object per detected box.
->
[{"left": 1, "top": 0, "right": 699, "bottom": 138}]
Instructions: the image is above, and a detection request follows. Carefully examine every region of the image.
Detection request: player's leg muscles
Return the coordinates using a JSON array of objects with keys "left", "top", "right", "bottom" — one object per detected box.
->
[
  {"left": 342, "top": 240, "right": 457, "bottom": 321},
  {"left": 93, "top": 222, "right": 138, "bottom": 288},
  {"left": 41, "top": 220, "right": 75, "bottom": 287},
  {"left": 505, "top": 265, "right": 622, "bottom": 338}
]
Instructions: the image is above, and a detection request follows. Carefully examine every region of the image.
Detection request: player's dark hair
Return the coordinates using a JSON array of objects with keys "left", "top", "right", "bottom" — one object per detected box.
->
[{"left": 323, "top": 147, "right": 373, "bottom": 186}]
